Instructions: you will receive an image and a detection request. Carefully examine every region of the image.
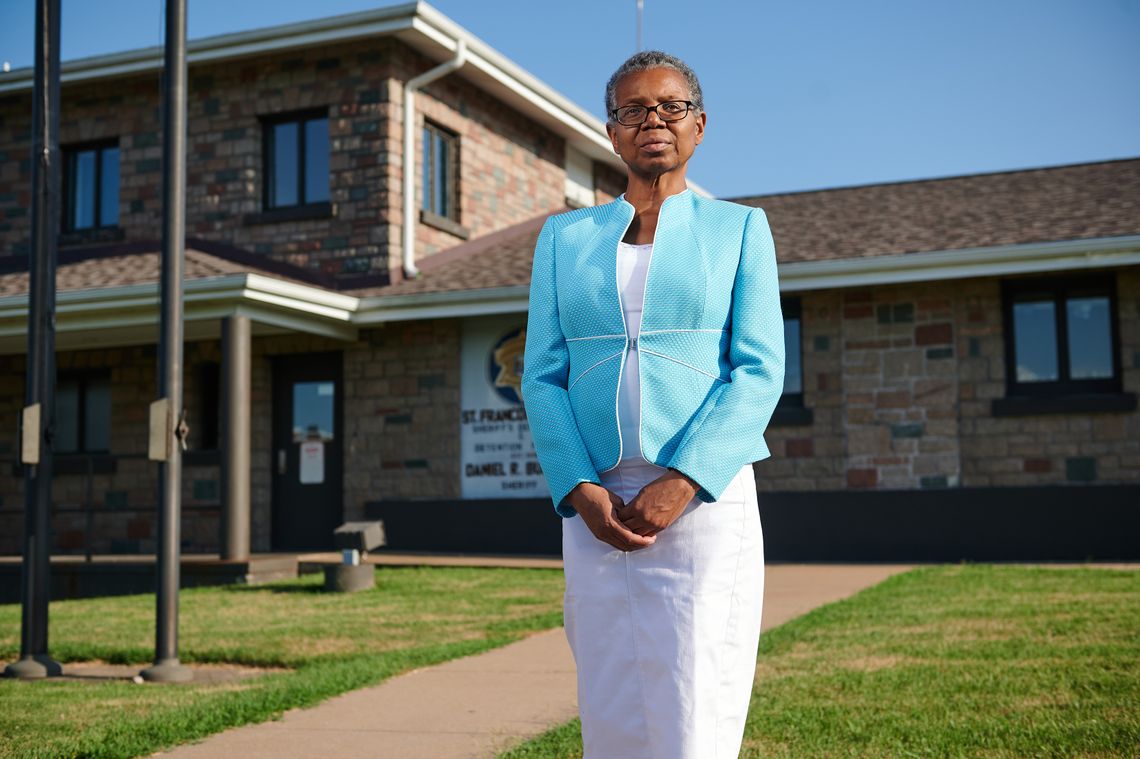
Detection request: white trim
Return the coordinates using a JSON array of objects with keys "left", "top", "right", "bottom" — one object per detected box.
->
[
  {"left": 639, "top": 348, "right": 727, "bottom": 383},
  {"left": 0, "top": 4, "right": 419, "bottom": 93},
  {"left": 639, "top": 328, "right": 727, "bottom": 335},
  {"left": 353, "top": 285, "right": 530, "bottom": 324},
  {"left": 565, "top": 334, "right": 626, "bottom": 342},
  {"left": 403, "top": 37, "right": 468, "bottom": 279},
  {"left": 568, "top": 352, "right": 623, "bottom": 391},
  {"left": 0, "top": 273, "right": 359, "bottom": 348},
  {"left": 241, "top": 273, "right": 359, "bottom": 314},
  {"left": 778, "top": 234, "right": 1140, "bottom": 291}
]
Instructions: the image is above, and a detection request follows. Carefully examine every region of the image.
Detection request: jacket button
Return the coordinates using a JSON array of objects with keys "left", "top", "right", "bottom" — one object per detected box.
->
[{"left": 630, "top": 338, "right": 637, "bottom": 352}]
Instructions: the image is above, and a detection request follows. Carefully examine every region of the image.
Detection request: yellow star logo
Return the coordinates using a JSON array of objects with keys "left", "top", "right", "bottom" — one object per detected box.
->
[{"left": 492, "top": 330, "right": 526, "bottom": 398}]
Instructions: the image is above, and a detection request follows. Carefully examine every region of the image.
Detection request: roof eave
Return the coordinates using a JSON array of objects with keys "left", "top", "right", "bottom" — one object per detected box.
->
[
  {"left": 0, "top": 1, "right": 713, "bottom": 194},
  {"left": 0, "top": 2, "right": 421, "bottom": 93},
  {"left": 778, "top": 234, "right": 1140, "bottom": 292},
  {"left": 0, "top": 234, "right": 1133, "bottom": 351},
  {"left": 355, "top": 284, "right": 531, "bottom": 324},
  {"left": 0, "top": 273, "right": 360, "bottom": 354}
]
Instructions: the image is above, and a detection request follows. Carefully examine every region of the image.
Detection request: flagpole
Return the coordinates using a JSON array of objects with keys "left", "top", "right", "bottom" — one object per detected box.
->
[
  {"left": 140, "top": 0, "right": 192, "bottom": 684},
  {"left": 4, "top": 0, "right": 63, "bottom": 684}
]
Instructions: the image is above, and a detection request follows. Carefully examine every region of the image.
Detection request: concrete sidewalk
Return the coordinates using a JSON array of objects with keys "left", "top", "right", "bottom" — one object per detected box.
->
[{"left": 156, "top": 563, "right": 915, "bottom": 759}]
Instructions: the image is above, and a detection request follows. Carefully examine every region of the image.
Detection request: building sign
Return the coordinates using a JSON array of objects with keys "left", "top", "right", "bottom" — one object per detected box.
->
[
  {"left": 460, "top": 314, "right": 548, "bottom": 499},
  {"left": 299, "top": 441, "right": 325, "bottom": 484}
]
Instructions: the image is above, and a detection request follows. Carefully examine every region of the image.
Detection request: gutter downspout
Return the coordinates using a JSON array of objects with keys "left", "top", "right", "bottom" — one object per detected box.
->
[{"left": 403, "top": 37, "right": 466, "bottom": 280}]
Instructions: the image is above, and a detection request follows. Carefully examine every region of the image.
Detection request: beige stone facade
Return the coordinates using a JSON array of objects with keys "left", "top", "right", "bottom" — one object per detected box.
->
[
  {"left": 759, "top": 267, "right": 1140, "bottom": 496},
  {"left": 1, "top": 263, "right": 1134, "bottom": 555}
]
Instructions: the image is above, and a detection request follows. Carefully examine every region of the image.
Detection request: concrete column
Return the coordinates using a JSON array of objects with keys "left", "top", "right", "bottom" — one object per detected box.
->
[{"left": 220, "top": 315, "right": 251, "bottom": 561}]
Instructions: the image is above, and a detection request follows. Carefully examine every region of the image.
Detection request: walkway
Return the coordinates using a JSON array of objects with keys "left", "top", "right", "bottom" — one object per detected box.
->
[{"left": 157, "top": 563, "right": 915, "bottom": 758}]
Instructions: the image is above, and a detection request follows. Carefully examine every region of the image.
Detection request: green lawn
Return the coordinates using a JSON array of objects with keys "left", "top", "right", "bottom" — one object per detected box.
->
[
  {"left": 500, "top": 564, "right": 1140, "bottom": 758},
  {"left": 0, "top": 565, "right": 566, "bottom": 759}
]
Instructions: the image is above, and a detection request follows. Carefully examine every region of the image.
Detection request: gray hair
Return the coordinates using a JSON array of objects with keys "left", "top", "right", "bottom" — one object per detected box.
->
[{"left": 604, "top": 50, "right": 704, "bottom": 123}]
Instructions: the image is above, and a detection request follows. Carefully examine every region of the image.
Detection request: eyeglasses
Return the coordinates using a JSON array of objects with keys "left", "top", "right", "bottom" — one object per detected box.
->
[{"left": 610, "top": 100, "right": 695, "bottom": 127}]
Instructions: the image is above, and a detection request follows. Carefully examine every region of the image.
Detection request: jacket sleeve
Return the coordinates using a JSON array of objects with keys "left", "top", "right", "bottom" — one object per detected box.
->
[
  {"left": 666, "top": 207, "right": 785, "bottom": 502},
  {"left": 520, "top": 216, "right": 602, "bottom": 518}
]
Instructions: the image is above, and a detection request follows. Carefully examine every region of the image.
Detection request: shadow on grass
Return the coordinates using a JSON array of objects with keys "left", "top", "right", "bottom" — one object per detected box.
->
[{"left": 221, "top": 583, "right": 328, "bottom": 595}]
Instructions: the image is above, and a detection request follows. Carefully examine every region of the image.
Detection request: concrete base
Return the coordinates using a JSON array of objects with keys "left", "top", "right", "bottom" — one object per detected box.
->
[
  {"left": 324, "top": 564, "right": 374, "bottom": 593},
  {"left": 3, "top": 654, "right": 63, "bottom": 679},
  {"left": 140, "top": 657, "right": 194, "bottom": 683}
]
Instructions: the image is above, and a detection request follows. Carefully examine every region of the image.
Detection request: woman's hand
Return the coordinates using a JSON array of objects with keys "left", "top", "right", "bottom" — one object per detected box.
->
[
  {"left": 616, "top": 470, "right": 699, "bottom": 537},
  {"left": 567, "top": 482, "right": 656, "bottom": 552}
]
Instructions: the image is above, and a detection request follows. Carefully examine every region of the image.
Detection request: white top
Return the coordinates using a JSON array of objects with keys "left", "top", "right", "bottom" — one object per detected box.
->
[{"left": 616, "top": 240, "right": 653, "bottom": 459}]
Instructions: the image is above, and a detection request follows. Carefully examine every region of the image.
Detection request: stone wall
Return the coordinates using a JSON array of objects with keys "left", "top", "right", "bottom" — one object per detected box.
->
[
  {"left": 759, "top": 291, "right": 847, "bottom": 491},
  {"left": 838, "top": 282, "right": 962, "bottom": 490},
  {"left": 0, "top": 317, "right": 462, "bottom": 555},
  {"left": 0, "top": 344, "right": 222, "bottom": 555},
  {"left": 0, "top": 276, "right": 1134, "bottom": 555},
  {"left": 756, "top": 268, "right": 1140, "bottom": 493},
  {"left": 957, "top": 267, "right": 1140, "bottom": 486}
]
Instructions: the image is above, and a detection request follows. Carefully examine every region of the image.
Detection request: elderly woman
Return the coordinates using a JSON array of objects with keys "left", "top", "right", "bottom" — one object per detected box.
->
[{"left": 521, "top": 50, "right": 785, "bottom": 759}]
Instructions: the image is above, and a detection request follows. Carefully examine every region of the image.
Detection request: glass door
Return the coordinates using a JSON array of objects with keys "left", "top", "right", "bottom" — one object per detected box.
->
[{"left": 271, "top": 352, "right": 343, "bottom": 550}]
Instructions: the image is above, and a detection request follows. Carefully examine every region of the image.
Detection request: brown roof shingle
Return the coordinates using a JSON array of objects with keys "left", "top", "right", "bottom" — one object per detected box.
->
[
  {"left": 730, "top": 157, "right": 1140, "bottom": 263},
  {"left": 5, "top": 158, "right": 1135, "bottom": 302},
  {"left": 0, "top": 238, "right": 380, "bottom": 297},
  {"left": 1, "top": 248, "right": 262, "bottom": 297},
  {"left": 363, "top": 157, "right": 1140, "bottom": 298},
  {"left": 348, "top": 210, "right": 570, "bottom": 297}
]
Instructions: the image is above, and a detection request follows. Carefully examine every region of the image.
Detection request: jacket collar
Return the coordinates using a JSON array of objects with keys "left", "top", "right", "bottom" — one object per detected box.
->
[
  {"left": 614, "top": 187, "right": 695, "bottom": 212},
  {"left": 586, "top": 187, "right": 699, "bottom": 336}
]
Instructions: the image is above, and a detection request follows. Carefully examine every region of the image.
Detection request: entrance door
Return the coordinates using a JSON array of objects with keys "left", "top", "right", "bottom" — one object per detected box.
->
[{"left": 271, "top": 352, "right": 343, "bottom": 551}]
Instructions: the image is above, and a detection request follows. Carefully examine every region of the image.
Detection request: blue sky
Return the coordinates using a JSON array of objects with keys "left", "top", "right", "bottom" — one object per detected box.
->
[{"left": 1, "top": 0, "right": 1137, "bottom": 198}]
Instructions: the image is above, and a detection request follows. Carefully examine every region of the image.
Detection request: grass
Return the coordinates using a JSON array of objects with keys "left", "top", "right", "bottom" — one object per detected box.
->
[
  {"left": 499, "top": 564, "right": 1140, "bottom": 758},
  {"left": 0, "top": 565, "right": 566, "bottom": 759}
]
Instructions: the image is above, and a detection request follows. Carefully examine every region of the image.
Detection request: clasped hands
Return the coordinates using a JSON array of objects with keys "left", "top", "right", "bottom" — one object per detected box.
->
[{"left": 567, "top": 469, "right": 699, "bottom": 552}]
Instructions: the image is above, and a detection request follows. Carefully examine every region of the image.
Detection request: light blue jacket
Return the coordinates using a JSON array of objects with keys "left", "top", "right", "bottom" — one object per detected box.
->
[{"left": 521, "top": 188, "right": 785, "bottom": 518}]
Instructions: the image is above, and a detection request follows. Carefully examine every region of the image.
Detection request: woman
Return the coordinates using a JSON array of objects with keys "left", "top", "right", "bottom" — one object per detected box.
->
[{"left": 521, "top": 50, "right": 785, "bottom": 759}]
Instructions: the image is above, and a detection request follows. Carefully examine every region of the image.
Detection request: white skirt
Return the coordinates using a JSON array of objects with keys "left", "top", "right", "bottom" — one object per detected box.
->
[{"left": 562, "top": 458, "right": 765, "bottom": 759}]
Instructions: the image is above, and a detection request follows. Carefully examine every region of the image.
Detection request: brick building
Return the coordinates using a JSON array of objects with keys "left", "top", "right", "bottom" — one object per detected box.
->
[{"left": 0, "top": 3, "right": 1136, "bottom": 561}]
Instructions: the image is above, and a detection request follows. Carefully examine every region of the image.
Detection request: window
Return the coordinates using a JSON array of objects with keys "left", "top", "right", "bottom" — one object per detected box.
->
[
  {"left": 263, "top": 111, "right": 329, "bottom": 209},
  {"left": 62, "top": 141, "right": 119, "bottom": 231},
  {"left": 994, "top": 273, "right": 1134, "bottom": 415},
  {"left": 780, "top": 297, "right": 803, "bottom": 404},
  {"left": 1003, "top": 274, "right": 1121, "bottom": 395},
  {"left": 56, "top": 372, "right": 111, "bottom": 453},
  {"left": 422, "top": 121, "right": 458, "bottom": 221},
  {"left": 771, "top": 297, "right": 812, "bottom": 426}
]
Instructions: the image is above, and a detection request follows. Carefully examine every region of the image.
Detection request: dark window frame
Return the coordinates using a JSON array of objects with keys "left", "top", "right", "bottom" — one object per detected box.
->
[
  {"left": 777, "top": 296, "right": 804, "bottom": 407},
  {"left": 261, "top": 108, "right": 330, "bottom": 211},
  {"left": 771, "top": 296, "right": 813, "bottom": 426},
  {"left": 61, "top": 139, "right": 120, "bottom": 233},
  {"left": 56, "top": 369, "right": 112, "bottom": 455},
  {"left": 999, "top": 272, "right": 1123, "bottom": 399},
  {"left": 421, "top": 120, "right": 460, "bottom": 222}
]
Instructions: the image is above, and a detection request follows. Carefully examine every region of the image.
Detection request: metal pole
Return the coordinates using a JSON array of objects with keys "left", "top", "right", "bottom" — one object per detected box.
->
[
  {"left": 141, "top": 0, "right": 191, "bottom": 683},
  {"left": 5, "top": 0, "right": 62, "bottom": 682},
  {"left": 220, "top": 315, "right": 250, "bottom": 561},
  {"left": 637, "top": 0, "right": 643, "bottom": 52}
]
